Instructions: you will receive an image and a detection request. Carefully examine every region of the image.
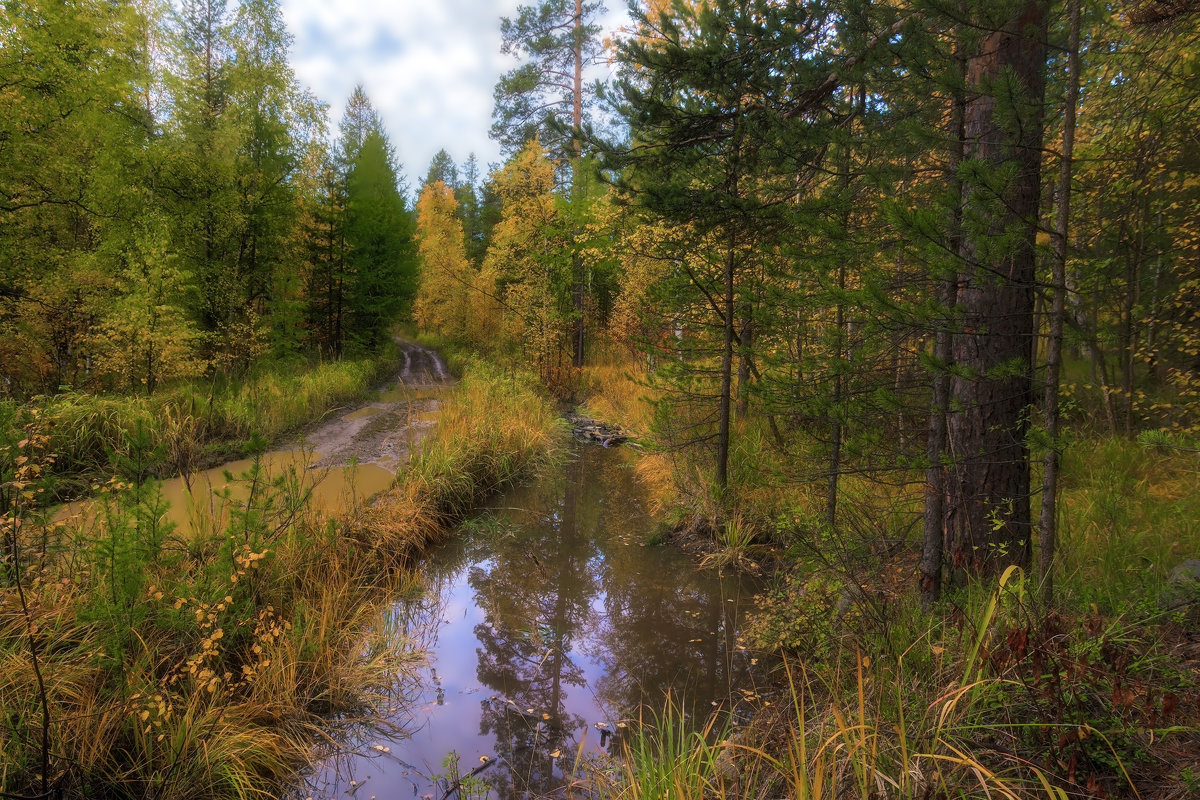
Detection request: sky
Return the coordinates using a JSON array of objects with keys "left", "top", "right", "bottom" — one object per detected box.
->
[{"left": 280, "top": 0, "right": 631, "bottom": 192}]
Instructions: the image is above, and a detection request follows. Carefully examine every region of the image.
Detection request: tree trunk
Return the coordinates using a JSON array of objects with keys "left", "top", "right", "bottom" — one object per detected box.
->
[
  {"left": 569, "top": 0, "right": 586, "bottom": 368},
  {"left": 921, "top": 33, "right": 965, "bottom": 607},
  {"left": 1038, "top": 0, "right": 1079, "bottom": 605},
  {"left": 826, "top": 261, "right": 845, "bottom": 532},
  {"left": 945, "top": 1, "right": 1047, "bottom": 582},
  {"left": 716, "top": 240, "right": 735, "bottom": 493},
  {"left": 736, "top": 303, "right": 753, "bottom": 417}
]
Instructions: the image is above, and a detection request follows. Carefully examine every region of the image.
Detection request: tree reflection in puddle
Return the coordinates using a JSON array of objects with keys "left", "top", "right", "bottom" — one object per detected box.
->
[{"left": 300, "top": 444, "right": 767, "bottom": 800}]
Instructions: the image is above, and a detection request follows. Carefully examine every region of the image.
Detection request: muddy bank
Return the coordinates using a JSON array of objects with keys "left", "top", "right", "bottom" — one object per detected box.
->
[{"left": 54, "top": 340, "right": 455, "bottom": 534}]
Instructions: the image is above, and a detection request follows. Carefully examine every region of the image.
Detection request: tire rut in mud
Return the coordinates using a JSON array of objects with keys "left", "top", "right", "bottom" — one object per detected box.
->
[{"left": 302, "top": 340, "right": 452, "bottom": 472}]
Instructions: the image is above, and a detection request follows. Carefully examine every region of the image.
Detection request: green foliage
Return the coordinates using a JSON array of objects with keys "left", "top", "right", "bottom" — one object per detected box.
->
[
  {"left": 82, "top": 422, "right": 176, "bottom": 664},
  {"left": 1055, "top": 436, "right": 1200, "bottom": 611},
  {"left": 491, "top": 0, "right": 605, "bottom": 164},
  {"left": 2, "top": 352, "right": 389, "bottom": 499},
  {"left": 343, "top": 129, "right": 418, "bottom": 351}
]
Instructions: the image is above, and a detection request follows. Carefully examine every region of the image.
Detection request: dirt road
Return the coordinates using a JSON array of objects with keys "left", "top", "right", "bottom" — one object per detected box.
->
[{"left": 302, "top": 339, "right": 453, "bottom": 473}]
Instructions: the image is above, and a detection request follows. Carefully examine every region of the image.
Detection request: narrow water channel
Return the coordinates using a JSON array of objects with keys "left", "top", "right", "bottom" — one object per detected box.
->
[{"left": 301, "top": 443, "right": 768, "bottom": 800}]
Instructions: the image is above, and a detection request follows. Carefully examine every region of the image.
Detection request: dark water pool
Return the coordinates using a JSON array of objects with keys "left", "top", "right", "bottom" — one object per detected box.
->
[{"left": 300, "top": 443, "right": 767, "bottom": 800}]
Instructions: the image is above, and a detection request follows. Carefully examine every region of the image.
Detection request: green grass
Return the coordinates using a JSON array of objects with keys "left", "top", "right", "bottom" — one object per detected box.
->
[
  {"left": 2, "top": 346, "right": 395, "bottom": 499},
  {"left": 1055, "top": 435, "right": 1200, "bottom": 612}
]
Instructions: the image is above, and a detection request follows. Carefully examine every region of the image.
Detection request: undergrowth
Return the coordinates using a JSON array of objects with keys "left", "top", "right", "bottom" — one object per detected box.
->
[
  {"left": 576, "top": 351, "right": 1200, "bottom": 800},
  {"left": 0, "top": 344, "right": 396, "bottom": 501},
  {"left": 0, "top": 354, "right": 564, "bottom": 799}
]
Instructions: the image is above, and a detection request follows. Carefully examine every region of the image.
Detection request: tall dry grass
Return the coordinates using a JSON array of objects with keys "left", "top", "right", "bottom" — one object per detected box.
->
[
  {"left": 354, "top": 357, "right": 564, "bottom": 559},
  {"left": 0, "top": 356, "right": 563, "bottom": 799},
  {"left": 593, "top": 568, "right": 1138, "bottom": 800}
]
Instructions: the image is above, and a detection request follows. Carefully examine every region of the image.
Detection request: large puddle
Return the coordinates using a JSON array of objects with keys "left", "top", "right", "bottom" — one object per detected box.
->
[
  {"left": 301, "top": 443, "right": 767, "bottom": 800},
  {"left": 56, "top": 340, "right": 450, "bottom": 538},
  {"left": 55, "top": 449, "right": 395, "bottom": 539}
]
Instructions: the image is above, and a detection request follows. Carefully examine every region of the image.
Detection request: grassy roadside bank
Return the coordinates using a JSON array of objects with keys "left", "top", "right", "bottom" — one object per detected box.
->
[
  {"left": 572, "top": 355, "right": 1200, "bottom": 800},
  {"left": 0, "top": 344, "right": 400, "bottom": 503},
  {"left": 0, "top": 356, "right": 563, "bottom": 799}
]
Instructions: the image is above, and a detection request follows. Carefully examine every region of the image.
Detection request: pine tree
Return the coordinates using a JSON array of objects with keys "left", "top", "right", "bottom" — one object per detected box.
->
[
  {"left": 491, "top": 0, "right": 605, "bottom": 167},
  {"left": 610, "top": 0, "right": 835, "bottom": 493},
  {"left": 943, "top": 0, "right": 1049, "bottom": 581}
]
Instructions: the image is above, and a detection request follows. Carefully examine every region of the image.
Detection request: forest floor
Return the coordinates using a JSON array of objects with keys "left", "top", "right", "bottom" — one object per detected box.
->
[{"left": 567, "top": 354, "right": 1200, "bottom": 800}]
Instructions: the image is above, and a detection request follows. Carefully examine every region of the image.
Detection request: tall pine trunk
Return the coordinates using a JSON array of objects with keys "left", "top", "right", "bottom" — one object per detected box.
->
[{"left": 945, "top": 1, "right": 1047, "bottom": 581}]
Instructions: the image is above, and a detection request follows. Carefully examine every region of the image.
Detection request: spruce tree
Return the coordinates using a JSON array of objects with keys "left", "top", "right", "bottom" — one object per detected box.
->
[{"left": 343, "top": 130, "right": 417, "bottom": 351}]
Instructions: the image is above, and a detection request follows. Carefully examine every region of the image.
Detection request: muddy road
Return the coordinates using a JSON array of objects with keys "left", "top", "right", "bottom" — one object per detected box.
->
[{"left": 302, "top": 339, "right": 453, "bottom": 473}]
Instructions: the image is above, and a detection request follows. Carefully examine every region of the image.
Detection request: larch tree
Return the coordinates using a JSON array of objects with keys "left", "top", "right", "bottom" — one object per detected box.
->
[
  {"left": 95, "top": 214, "right": 202, "bottom": 394},
  {"left": 422, "top": 149, "right": 459, "bottom": 190},
  {"left": 478, "top": 141, "right": 572, "bottom": 380},
  {"left": 228, "top": 0, "right": 304, "bottom": 358},
  {"left": 342, "top": 129, "right": 417, "bottom": 351},
  {"left": 414, "top": 180, "right": 473, "bottom": 338},
  {"left": 334, "top": 88, "right": 418, "bottom": 352},
  {"left": 0, "top": 0, "right": 147, "bottom": 390}
]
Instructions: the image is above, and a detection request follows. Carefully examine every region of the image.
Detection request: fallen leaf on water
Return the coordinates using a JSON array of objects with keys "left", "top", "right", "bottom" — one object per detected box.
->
[{"left": 479, "top": 755, "right": 490, "bottom": 763}]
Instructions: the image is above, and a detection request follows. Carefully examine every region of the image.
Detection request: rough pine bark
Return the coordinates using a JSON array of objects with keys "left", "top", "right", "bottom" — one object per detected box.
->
[{"left": 945, "top": 1, "right": 1048, "bottom": 581}]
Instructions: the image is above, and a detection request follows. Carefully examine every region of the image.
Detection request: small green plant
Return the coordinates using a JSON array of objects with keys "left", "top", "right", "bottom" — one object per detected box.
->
[{"left": 434, "top": 750, "right": 492, "bottom": 800}]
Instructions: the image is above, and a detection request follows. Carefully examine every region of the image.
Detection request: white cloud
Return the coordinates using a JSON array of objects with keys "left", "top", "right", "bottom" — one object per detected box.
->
[{"left": 280, "top": 0, "right": 629, "bottom": 192}]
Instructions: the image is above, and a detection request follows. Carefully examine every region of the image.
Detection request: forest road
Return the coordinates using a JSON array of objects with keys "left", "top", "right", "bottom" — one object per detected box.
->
[{"left": 301, "top": 339, "right": 453, "bottom": 473}]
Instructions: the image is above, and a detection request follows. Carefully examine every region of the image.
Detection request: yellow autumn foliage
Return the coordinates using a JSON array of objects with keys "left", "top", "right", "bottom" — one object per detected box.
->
[{"left": 414, "top": 180, "right": 473, "bottom": 338}]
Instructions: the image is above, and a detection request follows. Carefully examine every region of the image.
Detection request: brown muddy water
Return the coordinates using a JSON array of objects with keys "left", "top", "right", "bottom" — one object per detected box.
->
[
  {"left": 298, "top": 443, "right": 769, "bottom": 800},
  {"left": 55, "top": 341, "right": 450, "bottom": 536}
]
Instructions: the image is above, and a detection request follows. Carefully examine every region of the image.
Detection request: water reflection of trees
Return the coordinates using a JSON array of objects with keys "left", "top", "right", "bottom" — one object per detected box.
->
[
  {"left": 468, "top": 448, "right": 599, "bottom": 799},
  {"left": 386, "top": 445, "right": 764, "bottom": 799}
]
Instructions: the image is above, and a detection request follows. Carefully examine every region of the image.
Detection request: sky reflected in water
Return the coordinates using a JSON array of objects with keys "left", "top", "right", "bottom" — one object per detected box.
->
[{"left": 302, "top": 444, "right": 767, "bottom": 800}]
